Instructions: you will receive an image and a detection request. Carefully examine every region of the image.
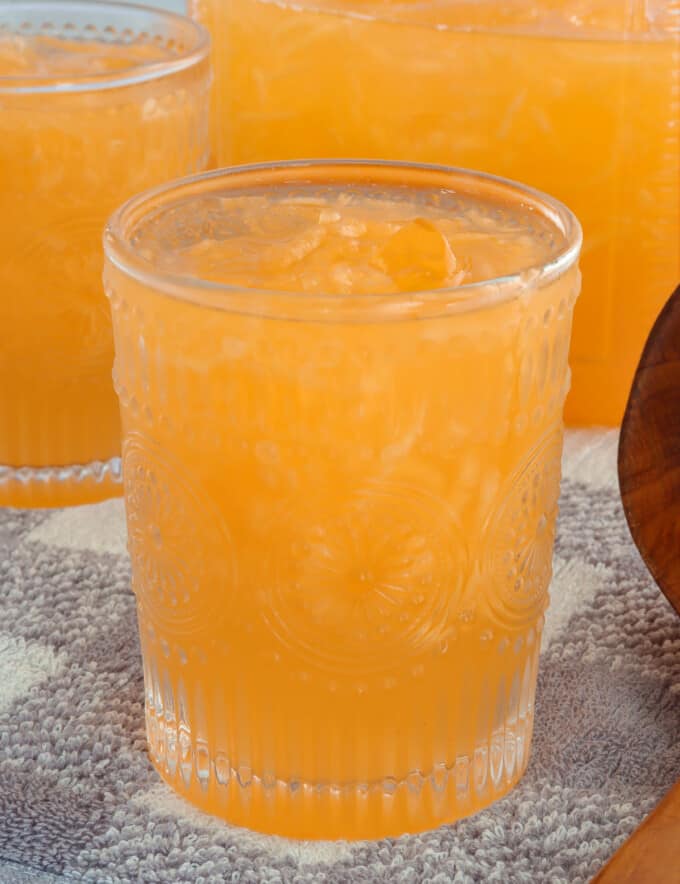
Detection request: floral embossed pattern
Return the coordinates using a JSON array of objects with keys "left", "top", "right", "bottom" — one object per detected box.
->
[
  {"left": 123, "top": 433, "right": 234, "bottom": 637},
  {"left": 484, "top": 428, "right": 564, "bottom": 628},
  {"left": 264, "top": 482, "right": 464, "bottom": 672}
]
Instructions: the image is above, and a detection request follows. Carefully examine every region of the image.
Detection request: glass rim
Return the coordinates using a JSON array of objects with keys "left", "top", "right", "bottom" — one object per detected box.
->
[
  {"left": 104, "top": 159, "right": 583, "bottom": 319},
  {"left": 222, "top": 0, "right": 672, "bottom": 43},
  {"left": 0, "top": 0, "right": 210, "bottom": 95}
]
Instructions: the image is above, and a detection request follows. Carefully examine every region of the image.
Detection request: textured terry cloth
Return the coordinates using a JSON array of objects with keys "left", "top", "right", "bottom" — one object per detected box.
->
[{"left": 0, "top": 430, "right": 679, "bottom": 884}]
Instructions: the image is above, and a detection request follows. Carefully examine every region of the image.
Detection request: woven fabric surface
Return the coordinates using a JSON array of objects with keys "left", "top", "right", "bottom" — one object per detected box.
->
[{"left": 0, "top": 430, "right": 678, "bottom": 883}]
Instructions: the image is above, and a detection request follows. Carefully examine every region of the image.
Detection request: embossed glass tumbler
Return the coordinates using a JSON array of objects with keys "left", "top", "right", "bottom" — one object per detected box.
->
[
  {"left": 104, "top": 161, "right": 582, "bottom": 839},
  {"left": 0, "top": 1, "right": 210, "bottom": 507}
]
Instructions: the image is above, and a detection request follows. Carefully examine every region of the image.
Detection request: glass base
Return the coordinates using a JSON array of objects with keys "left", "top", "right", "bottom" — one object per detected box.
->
[
  {"left": 142, "top": 639, "right": 539, "bottom": 840},
  {"left": 0, "top": 457, "right": 122, "bottom": 508},
  {"left": 148, "top": 743, "right": 528, "bottom": 840},
  {"left": 146, "top": 708, "right": 532, "bottom": 840}
]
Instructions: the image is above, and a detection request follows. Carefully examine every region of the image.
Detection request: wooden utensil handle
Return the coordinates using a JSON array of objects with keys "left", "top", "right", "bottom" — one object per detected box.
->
[
  {"left": 605, "top": 284, "right": 680, "bottom": 883},
  {"left": 592, "top": 779, "right": 680, "bottom": 883}
]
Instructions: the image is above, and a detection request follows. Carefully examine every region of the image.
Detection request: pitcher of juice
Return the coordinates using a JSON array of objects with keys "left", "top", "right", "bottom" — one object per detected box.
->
[{"left": 190, "top": 0, "right": 680, "bottom": 426}]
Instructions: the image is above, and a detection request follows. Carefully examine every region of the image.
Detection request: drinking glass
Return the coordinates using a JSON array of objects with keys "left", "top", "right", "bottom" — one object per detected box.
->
[
  {"left": 104, "top": 160, "right": 581, "bottom": 838},
  {"left": 0, "top": 1, "right": 210, "bottom": 507}
]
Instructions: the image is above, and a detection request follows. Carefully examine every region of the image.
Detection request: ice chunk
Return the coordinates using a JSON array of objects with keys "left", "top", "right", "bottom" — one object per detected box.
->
[{"left": 379, "top": 218, "right": 461, "bottom": 292}]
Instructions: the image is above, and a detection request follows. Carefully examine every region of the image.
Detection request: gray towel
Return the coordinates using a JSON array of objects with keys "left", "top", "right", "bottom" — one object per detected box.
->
[{"left": 1, "top": 430, "right": 678, "bottom": 883}]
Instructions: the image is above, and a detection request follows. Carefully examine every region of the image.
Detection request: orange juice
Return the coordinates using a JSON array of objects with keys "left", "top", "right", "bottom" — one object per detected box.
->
[
  {"left": 105, "top": 162, "right": 581, "bottom": 838},
  {"left": 0, "top": 2, "right": 209, "bottom": 507},
  {"left": 192, "top": 0, "right": 680, "bottom": 425}
]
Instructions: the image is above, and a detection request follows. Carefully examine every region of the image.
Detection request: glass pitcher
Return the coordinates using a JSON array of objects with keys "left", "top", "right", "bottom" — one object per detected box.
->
[{"left": 190, "top": 0, "right": 679, "bottom": 425}]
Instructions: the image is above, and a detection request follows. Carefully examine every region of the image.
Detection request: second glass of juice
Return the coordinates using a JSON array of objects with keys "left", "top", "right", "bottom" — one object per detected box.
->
[
  {"left": 0, "top": 1, "right": 210, "bottom": 507},
  {"left": 105, "top": 161, "right": 581, "bottom": 839}
]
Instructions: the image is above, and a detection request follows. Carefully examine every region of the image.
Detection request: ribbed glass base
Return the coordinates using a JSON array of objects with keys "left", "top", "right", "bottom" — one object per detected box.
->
[
  {"left": 0, "top": 457, "right": 122, "bottom": 508},
  {"left": 141, "top": 628, "right": 540, "bottom": 839}
]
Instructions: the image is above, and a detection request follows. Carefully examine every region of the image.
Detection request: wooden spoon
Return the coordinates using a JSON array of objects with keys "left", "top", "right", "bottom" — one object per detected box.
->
[
  {"left": 618, "top": 284, "right": 680, "bottom": 614},
  {"left": 593, "top": 284, "right": 680, "bottom": 883}
]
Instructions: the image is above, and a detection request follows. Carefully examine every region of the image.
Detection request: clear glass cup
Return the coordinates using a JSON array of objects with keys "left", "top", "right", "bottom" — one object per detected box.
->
[
  {"left": 104, "top": 160, "right": 581, "bottom": 839},
  {"left": 0, "top": 1, "right": 210, "bottom": 507},
  {"left": 190, "top": 0, "right": 679, "bottom": 426}
]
